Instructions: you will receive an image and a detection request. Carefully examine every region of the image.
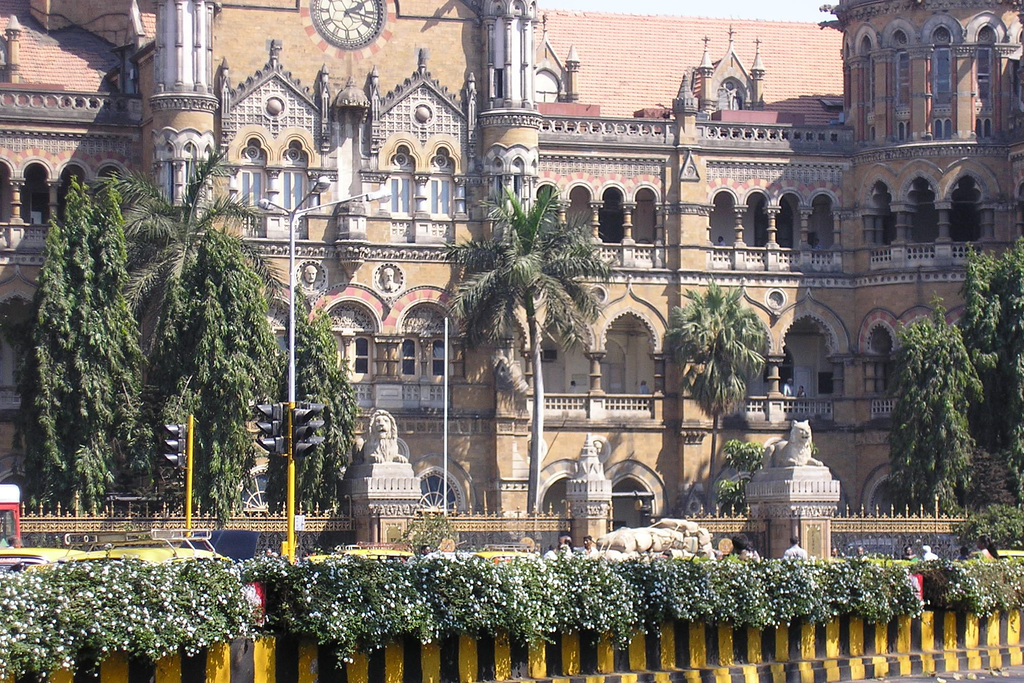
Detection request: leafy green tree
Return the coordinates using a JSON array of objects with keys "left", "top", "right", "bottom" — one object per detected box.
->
[
  {"left": 715, "top": 439, "right": 765, "bottom": 514},
  {"left": 266, "top": 301, "right": 358, "bottom": 512},
  {"left": 664, "top": 283, "right": 765, "bottom": 497},
  {"left": 111, "top": 153, "right": 279, "bottom": 350},
  {"left": 961, "top": 244, "right": 1024, "bottom": 500},
  {"left": 888, "top": 306, "right": 980, "bottom": 512},
  {"left": 956, "top": 504, "right": 1024, "bottom": 549},
  {"left": 149, "top": 229, "right": 279, "bottom": 522},
  {"left": 19, "top": 180, "right": 142, "bottom": 510},
  {"left": 445, "top": 188, "right": 610, "bottom": 512}
]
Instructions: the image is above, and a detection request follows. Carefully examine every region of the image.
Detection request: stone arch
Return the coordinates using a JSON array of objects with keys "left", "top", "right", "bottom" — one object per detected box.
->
[
  {"left": 383, "top": 286, "right": 449, "bottom": 329},
  {"left": 938, "top": 161, "right": 997, "bottom": 202},
  {"left": 316, "top": 286, "right": 385, "bottom": 332},
  {"left": 378, "top": 134, "right": 426, "bottom": 172},
  {"left": 861, "top": 464, "right": 893, "bottom": 512},
  {"left": 857, "top": 309, "right": 900, "bottom": 354},
  {"left": 538, "top": 458, "right": 582, "bottom": 509},
  {"left": 398, "top": 300, "right": 451, "bottom": 336},
  {"left": 851, "top": 24, "right": 879, "bottom": 52},
  {"left": 808, "top": 188, "right": 841, "bottom": 209},
  {"left": 272, "top": 129, "right": 317, "bottom": 166},
  {"left": 964, "top": 13, "right": 1008, "bottom": 43},
  {"left": 629, "top": 182, "right": 660, "bottom": 203},
  {"left": 777, "top": 299, "right": 850, "bottom": 356},
  {"left": 598, "top": 308, "right": 661, "bottom": 354},
  {"left": 423, "top": 136, "right": 464, "bottom": 175},
  {"left": 921, "top": 14, "right": 965, "bottom": 43},
  {"left": 484, "top": 144, "right": 539, "bottom": 176},
  {"left": 881, "top": 18, "right": 919, "bottom": 47},
  {"left": 708, "top": 186, "right": 740, "bottom": 205},
  {"left": 858, "top": 168, "right": 899, "bottom": 206},
  {"left": 896, "top": 162, "right": 942, "bottom": 202},
  {"left": 411, "top": 454, "right": 471, "bottom": 512},
  {"left": 898, "top": 305, "right": 932, "bottom": 327},
  {"left": 604, "top": 459, "right": 665, "bottom": 517}
]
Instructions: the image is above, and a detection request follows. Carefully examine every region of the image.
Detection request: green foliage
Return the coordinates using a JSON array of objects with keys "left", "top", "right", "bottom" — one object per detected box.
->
[
  {"left": 0, "top": 559, "right": 252, "bottom": 679},
  {"left": 149, "top": 229, "right": 280, "bottom": 522},
  {"left": 9, "top": 555, "right": 1023, "bottom": 677},
  {"left": 955, "top": 504, "right": 1024, "bottom": 549},
  {"left": 267, "top": 303, "right": 358, "bottom": 512},
  {"left": 962, "top": 243, "right": 1024, "bottom": 502},
  {"left": 19, "top": 180, "right": 143, "bottom": 511},
  {"left": 444, "top": 188, "right": 610, "bottom": 512},
  {"left": 888, "top": 306, "right": 980, "bottom": 512},
  {"left": 715, "top": 439, "right": 765, "bottom": 514},
  {"left": 402, "top": 512, "right": 456, "bottom": 551},
  {"left": 664, "top": 283, "right": 766, "bottom": 490}
]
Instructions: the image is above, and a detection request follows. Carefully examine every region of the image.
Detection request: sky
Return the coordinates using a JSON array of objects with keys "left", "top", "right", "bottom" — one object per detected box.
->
[{"left": 542, "top": 0, "right": 828, "bottom": 24}]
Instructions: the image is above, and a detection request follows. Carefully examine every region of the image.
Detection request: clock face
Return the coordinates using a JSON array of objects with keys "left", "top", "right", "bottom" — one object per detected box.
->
[{"left": 311, "top": 0, "right": 385, "bottom": 50}]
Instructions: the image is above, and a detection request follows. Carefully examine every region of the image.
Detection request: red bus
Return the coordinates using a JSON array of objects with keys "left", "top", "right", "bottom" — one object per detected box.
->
[{"left": 0, "top": 484, "right": 20, "bottom": 545}]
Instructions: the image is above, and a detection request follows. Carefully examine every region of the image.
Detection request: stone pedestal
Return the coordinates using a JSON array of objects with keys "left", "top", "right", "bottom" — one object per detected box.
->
[
  {"left": 746, "top": 466, "right": 840, "bottom": 559},
  {"left": 565, "top": 434, "right": 612, "bottom": 544},
  {"left": 342, "top": 462, "right": 422, "bottom": 544}
]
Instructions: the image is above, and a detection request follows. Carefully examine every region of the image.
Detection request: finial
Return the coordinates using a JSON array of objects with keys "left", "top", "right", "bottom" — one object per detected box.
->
[
  {"left": 728, "top": 25, "right": 735, "bottom": 44},
  {"left": 700, "top": 36, "right": 713, "bottom": 70},
  {"left": 417, "top": 48, "right": 428, "bottom": 74},
  {"left": 752, "top": 38, "right": 765, "bottom": 72},
  {"left": 269, "top": 40, "right": 282, "bottom": 67}
]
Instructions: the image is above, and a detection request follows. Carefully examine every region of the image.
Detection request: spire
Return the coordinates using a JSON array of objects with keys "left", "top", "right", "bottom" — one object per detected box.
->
[
  {"left": 699, "top": 36, "right": 713, "bottom": 72},
  {"left": 752, "top": 38, "right": 765, "bottom": 74}
]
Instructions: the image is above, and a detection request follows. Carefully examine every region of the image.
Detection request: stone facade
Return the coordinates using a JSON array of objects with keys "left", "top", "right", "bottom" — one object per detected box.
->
[{"left": 0, "top": 0, "right": 1020, "bottom": 527}]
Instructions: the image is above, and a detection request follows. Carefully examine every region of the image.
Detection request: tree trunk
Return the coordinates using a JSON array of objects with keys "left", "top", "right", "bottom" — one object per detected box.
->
[
  {"left": 527, "top": 317, "right": 544, "bottom": 514},
  {"left": 708, "top": 413, "right": 719, "bottom": 508}
]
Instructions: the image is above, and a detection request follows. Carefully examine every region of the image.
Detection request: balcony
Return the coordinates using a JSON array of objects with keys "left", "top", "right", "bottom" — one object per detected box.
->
[
  {"left": 536, "top": 393, "right": 661, "bottom": 421},
  {"left": 354, "top": 381, "right": 445, "bottom": 411},
  {"left": 868, "top": 242, "right": 971, "bottom": 271},
  {"left": 0, "top": 88, "right": 142, "bottom": 126},
  {"left": 600, "top": 243, "right": 666, "bottom": 269},
  {"left": 743, "top": 397, "right": 834, "bottom": 423},
  {"left": 696, "top": 121, "right": 854, "bottom": 154},
  {"left": 870, "top": 398, "right": 895, "bottom": 419},
  {"left": 538, "top": 116, "right": 672, "bottom": 146},
  {"left": 705, "top": 245, "right": 843, "bottom": 273}
]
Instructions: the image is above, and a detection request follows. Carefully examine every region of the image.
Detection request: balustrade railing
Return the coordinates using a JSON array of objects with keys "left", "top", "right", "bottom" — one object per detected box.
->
[
  {"left": 870, "top": 398, "right": 895, "bottom": 419},
  {"left": 697, "top": 121, "right": 854, "bottom": 152},
  {"left": 600, "top": 243, "right": 665, "bottom": 269},
  {"left": 744, "top": 396, "right": 834, "bottom": 421},
  {"left": 539, "top": 116, "right": 672, "bottom": 145},
  {"left": 0, "top": 88, "right": 142, "bottom": 124},
  {"left": 538, "top": 393, "right": 658, "bottom": 420},
  {"left": 705, "top": 245, "right": 842, "bottom": 272},
  {"left": 868, "top": 242, "right": 972, "bottom": 271}
]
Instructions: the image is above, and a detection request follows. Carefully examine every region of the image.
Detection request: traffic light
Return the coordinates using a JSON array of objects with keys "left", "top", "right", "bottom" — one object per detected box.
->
[
  {"left": 292, "top": 402, "right": 325, "bottom": 460},
  {"left": 255, "top": 403, "right": 286, "bottom": 455},
  {"left": 163, "top": 423, "right": 188, "bottom": 468}
]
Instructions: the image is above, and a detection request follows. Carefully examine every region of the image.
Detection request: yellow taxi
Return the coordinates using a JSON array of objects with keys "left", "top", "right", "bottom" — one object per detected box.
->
[
  {"left": 64, "top": 529, "right": 227, "bottom": 563},
  {"left": 473, "top": 545, "right": 536, "bottom": 563},
  {"left": 306, "top": 544, "right": 413, "bottom": 562},
  {"left": 0, "top": 546, "right": 83, "bottom": 572}
]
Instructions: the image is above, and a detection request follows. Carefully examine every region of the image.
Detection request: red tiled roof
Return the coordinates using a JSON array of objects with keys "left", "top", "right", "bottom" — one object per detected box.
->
[
  {"left": 541, "top": 10, "right": 843, "bottom": 125},
  {"left": 0, "top": 0, "right": 119, "bottom": 92}
]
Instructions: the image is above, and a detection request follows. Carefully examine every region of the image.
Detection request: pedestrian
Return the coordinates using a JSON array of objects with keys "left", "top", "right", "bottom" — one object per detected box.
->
[
  {"left": 783, "top": 536, "right": 808, "bottom": 560},
  {"left": 974, "top": 535, "right": 1000, "bottom": 560},
  {"left": 638, "top": 380, "right": 650, "bottom": 394},
  {"left": 796, "top": 385, "right": 806, "bottom": 398},
  {"left": 559, "top": 534, "right": 574, "bottom": 554},
  {"left": 902, "top": 544, "right": 918, "bottom": 561},
  {"left": 783, "top": 378, "right": 794, "bottom": 396},
  {"left": 582, "top": 535, "right": 598, "bottom": 557},
  {"left": 856, "top": 545, "right": 867, "bottom": 558},
  {"left": 957, "top": 545, "right": 971, "bottom": 561},
  {"left": 543, "top": 545, "right": 558, "bottom": 560},
  {"left": 921, "top": 544, "right": 938, "bottom": 561}
]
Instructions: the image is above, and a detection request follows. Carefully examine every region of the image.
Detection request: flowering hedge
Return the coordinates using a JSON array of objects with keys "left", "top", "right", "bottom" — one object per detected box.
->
[
  {"left": 0, "top": 559, "right": 252, "bottom": 680},
  {"left": 2, "top": 556, "right": 1021, "bottom": 680}
]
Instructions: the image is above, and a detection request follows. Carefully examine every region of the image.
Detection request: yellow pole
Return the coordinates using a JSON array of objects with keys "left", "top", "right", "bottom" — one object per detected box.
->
[
  {"left": 284, "top": 402, "right": 296, "bottom": 561},
  {"left": 185, "top": 414, "right": 194, "bottom": 530}
]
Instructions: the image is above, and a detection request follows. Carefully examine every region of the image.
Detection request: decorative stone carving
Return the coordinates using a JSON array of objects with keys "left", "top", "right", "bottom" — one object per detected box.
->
[
  {"left": 764, "top": 420, "right": 824, "bottom": 468},
  {"left": 297, "top": 260, "right": 327, "bottom": 293},
  {"left": 374, "top": 263, "right": 404, "bottom": 295},
  {"left": 595, "top": 518, "right": 716, "bottom": 560},
  {"left": 355, "top": 409, "right": 407, "bottom": 464}
]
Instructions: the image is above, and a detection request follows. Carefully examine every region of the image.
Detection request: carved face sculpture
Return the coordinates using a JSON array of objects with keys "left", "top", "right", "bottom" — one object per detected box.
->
[
  {"left": 790, "top": 420, "right": 811, "bottom": 445},
  {"left": 301, "top": 263, "right": 319, "bottom": 285},
  {"left": 380, "top": 266, "right": 399, "bottom": 292},
  {"left": 371, "top": 412, "right": 394, "bottom": 438}
]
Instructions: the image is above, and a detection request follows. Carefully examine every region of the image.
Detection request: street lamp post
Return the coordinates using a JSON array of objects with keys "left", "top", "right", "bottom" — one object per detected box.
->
[{"left": 259, "top": 179, "right": 390, "bottom": 561}]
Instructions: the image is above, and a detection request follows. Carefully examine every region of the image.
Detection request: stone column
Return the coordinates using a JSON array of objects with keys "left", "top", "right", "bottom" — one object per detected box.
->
[
  {"left": 565, "top": 434, "right": 612, "bottom": 544},
  {"left": 586, "top": 351, "right": 605, "bottom": 394},
  {"left": 766, "top": 208, "right": 779, "bottom": 246},
  {"left": 655, "top": 203, "right": 665, "bottom": 245},
  {"left": 766, "top": 355, "right": 784, "bottom": 397},
  {"left": 892, "top": 205, "right": 911, "bottom": 243},
  {"left": 799, "top": 209, "right": 812, "bottom": 248},
  {"left": 590, "top": 201, "right": 601, "bottom": 240},
  {"left": 651, "top": 353, "right": 666, "bottom": 395},
  {"left": 936, "top": 201, "right": 951, "bottom": 241},
  {"left": 732, "top": 207, "right": 746, "bottom": 247},
  {"left": 10, "top": 181, "right": 24, "bottom": 225},
  {"left": 746, "top": 464, "right": 841, "bottom": 559},
  {"left": 862, "top": 214, "right": 877, "bottom": 245},
  {"left": 622, "top": 202, "right": 635, "bottom": 244},
  {"left": 47, "top": 181, "right": 59, "bottom": 223}
]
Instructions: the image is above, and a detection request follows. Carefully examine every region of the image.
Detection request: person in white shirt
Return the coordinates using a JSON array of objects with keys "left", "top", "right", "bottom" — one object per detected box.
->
[
  {"left": 783, "top": 379, "right": 794, "bottom": 397},
  {"left": 783, "top": 536, "right": 808, "bottom": 560},
  {"left": 921, "top": 544, "right": 939, "bottom": 561}
]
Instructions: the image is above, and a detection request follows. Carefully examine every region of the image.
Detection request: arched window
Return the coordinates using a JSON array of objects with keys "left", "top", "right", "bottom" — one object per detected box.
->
[
  {"left": 401, "top": 339, "right": 417, "bottom": 376},
  {"left": 950, "top": 176, "right": 982, "bottom": 242},
  {"left": 809, "top": 195, "right": 834, "bottom": 248},
  {"left": 932, "top": 27, "right": 953, "bottom": 106},
  {"left": 22, "top": 163, "right": 49, "bottom": 225},
  {"left": 977, "top": 26, "right": 995, "bottom": 110},
  {"left": 389, "top": 146, "right": 414, "bottom": 216},
  {"left": 864, "top": 326, "right": 894, "bottom": 395},
  {"left": 894, "top": 31, "right": 910, "bottom": 110},
  {"left": 633, "top": 188, "right": 657, "bottom": 244},
  {"left": 777, "top": 194, "right": 799, "bottom": 248},
  {"left": 748, "top": 194, "right": 769, "bottom": 247},
  {"left": 420, "top": 470, "right": 460, "bottom": 511},
  {"left": 710, "top": 192, "right": 736, "bottom": 246},
  {"left": 867, "top": 181, "right": 895, "bottom": 245},
  {"left": 909, "top": 177, "right": 938, "bottom": 242},
  {"left": 238, "top": 138, "right": 266, "bottom": 206},
  {"left": 354, "top": 337, "right": 370, "bottom": 375},
  {"left": 430, "top": 149, "right": 454, "bottom": 217},
  {"left": 598, "top": 187, "right": 624, "bottom": 243},
  {"left": 281, "top": 140, "right": 309, "bottom": 211},
  {"left": 567, "top": 186, "right": 591, "bottom": 225}
]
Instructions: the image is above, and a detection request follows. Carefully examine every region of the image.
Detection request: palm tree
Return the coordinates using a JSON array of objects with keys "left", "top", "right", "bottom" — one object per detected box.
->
[
  {"left": 445, "top": 188, "right": 610, "bottom": 513},
  {"left": 665, "top": 282, "right": 766, "bottom": 502},
  {"left": 109, "top": 152, "right": 280, "bottom": 349}
]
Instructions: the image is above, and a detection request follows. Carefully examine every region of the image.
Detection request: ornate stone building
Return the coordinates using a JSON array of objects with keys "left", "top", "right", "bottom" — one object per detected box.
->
[{"left": 0, "top": 0, "right": 1018, "bottom": 523}]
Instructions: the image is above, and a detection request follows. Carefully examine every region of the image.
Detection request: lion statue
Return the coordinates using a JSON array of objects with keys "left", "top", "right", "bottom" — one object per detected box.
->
[
  {"left": 359, "top": 409, "right": 407, "bottom": 464},
  {"left": 764, "top": 420, "right": 823, "bottom": 467}
]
